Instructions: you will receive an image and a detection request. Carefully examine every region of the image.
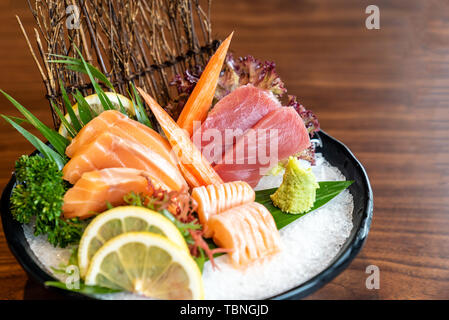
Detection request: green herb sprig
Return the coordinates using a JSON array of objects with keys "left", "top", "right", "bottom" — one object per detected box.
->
[{"left": 11, "top": 155, "right": 84, "bottom": 247}]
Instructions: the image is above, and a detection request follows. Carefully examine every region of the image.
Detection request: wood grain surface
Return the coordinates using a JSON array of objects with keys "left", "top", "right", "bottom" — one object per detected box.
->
[{"left": 0, "top": 0, "right": 448, "bottom": 300}]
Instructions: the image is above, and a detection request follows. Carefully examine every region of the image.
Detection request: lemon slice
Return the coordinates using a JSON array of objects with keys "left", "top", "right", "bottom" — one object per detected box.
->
[
  {"left": 59, "top": 92, "right": 135, "bottom": 139},
  {"left": 85, "top": 232, "right": 204, "bottom": 300},
  {"left": 78, "top": 206, "right": 188, "bottom": 278}
]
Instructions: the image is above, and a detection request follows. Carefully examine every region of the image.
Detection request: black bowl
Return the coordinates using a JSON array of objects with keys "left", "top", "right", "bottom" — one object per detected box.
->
[{"left": 0, "top": 131, "right": 373, "bottom": 300}]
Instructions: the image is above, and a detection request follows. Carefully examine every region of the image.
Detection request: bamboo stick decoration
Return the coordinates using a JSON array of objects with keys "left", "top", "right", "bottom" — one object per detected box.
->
[{"left": 19, "top": 0, "right": 216, "bottom": 129}]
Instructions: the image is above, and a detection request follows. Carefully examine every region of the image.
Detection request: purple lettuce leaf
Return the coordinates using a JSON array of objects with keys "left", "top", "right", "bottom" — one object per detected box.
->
[
  {"left": 295, "top": 145, "right": 317, "bottom": 166},
  {"left": 215, "top": 54, "right": 287, "bottom": 100},
  {"left": 286, "top": 95, "right": 320, "bottom": 135}
]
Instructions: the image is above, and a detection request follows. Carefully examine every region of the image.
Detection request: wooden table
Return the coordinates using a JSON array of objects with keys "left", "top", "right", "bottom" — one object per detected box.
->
[{"left": 1, "top": 0, "right": 448, "bottom": 300}]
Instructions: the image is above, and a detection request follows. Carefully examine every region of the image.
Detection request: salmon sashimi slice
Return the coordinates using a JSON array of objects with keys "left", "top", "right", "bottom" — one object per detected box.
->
[
  {"left": 65, "top": 110, "right": 175, "bottom": 166},
  {"left": 214, "top": 107, "right": 311, "bottom": 187},
  {"left": 191, "top": 181, "right": 255, "bottom": 237},
  {"left": 62, "top": 168, "right": 169, "bottom": 219},
  {"left": 65, "top": 110, "right": 123, "bottom": 157},
  {"left": 62, "top": 131, "right": 188, "bottom": 190},
  {"left": 208, "top": 202, "right": 281, "bottom": 267},
  {"left": 192, "top": 85, "right": 281, "bottom": 164}
]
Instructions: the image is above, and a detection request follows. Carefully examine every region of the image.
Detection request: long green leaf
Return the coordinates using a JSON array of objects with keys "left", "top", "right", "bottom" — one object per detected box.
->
[
  {"left": 73, "top": 90, "right": 94, "bottom": 125},
  {"left": 45, "top": 281, "right": 121, "bottom": 295},
  {"left": 52, "top": 51, "right": 153, "bottom": 127},
  {"left": 8, "top": 116, "right": 28, "bottom": 125},
  {"left": 130, "top": 82, "right": 153, "bottom": 128},
  {"left": 0, "top": 90, "right": 69, "bottom": 157},
  {"left": 49, "top": 55, "right": 114, "bottom": 90},
  {"left": 256, "top": 180, "right": 354, "bottom": 229},
  {"left": 50, "top": 101, "right": 76, "bottom": 138},
  {"left": 1, "top": 115, "right": 66, "bottom": 169},
  {"left": 60, "top": 80, "right": 82, "bottom": 132},
  {"left": 74, "top": 46, "right": 115, "bottom": 112},
  {"left": 115, "top": 92, "right": 127, "bottom": 115},
  {"left": 66, "top": 63, "right": 114, "bottom": 90},
  {"left": 97, "top": 90, "right": 114, "bottom": 112}
]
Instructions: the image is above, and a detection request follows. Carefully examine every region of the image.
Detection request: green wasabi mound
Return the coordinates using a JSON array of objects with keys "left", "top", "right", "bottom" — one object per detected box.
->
[{"left": 270, "top": 157, "right": 320, "bottom": 214}]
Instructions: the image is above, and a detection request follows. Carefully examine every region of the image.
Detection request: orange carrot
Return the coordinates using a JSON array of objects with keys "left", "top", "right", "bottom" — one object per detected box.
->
[
  {"left": 137, "top": 87, "right": 224, "bottom": 187},
  {"left": 191, "top": 181, "right": 255, "bottom": 237},
  {"left": 176, "top": 32, "right": 234, "bottom": 136}
]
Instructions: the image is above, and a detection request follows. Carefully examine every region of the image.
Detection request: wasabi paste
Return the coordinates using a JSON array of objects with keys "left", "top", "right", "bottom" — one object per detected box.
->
[{"left": 270, "top": 157, "right": 319, "bottom": 214}]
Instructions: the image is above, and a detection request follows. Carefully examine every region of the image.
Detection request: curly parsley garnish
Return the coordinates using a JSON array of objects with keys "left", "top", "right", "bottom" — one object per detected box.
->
[{"left": 10, "top": 155, "right": 83, "bottom": 247}]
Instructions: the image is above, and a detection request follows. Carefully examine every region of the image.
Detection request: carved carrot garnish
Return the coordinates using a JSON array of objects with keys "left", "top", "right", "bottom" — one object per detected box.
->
[{"left": 176, "top": 32, "right": 234, "bottom": 136}]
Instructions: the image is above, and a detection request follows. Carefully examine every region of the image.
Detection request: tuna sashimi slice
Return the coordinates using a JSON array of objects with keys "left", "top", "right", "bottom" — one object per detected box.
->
[
  {"left": 65, "top": 110, "right": 175, "bottom": 167},
  {"left": 192, "top": 84, "right": 281, "bottom": 164},
  {"left": 213, "top": 107, "right": 310, "bottom": 187},
  {"left": 63, "top": 168, "right": 170, "bottom": 219},
  {"left": 62, "top": 131, "right": 187, "bottom": 190},
  {"left": 208, "top": 202, "right": 281, "bottom": 268}
]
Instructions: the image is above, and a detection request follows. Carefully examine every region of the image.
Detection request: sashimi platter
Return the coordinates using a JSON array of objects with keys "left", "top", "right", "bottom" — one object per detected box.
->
[{"left": 1, "top": 27, "right": 372, "bottom": 300}]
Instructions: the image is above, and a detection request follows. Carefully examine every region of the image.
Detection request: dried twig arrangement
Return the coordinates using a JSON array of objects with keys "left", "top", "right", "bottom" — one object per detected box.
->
[{"left": 18, "top": 0, "right": 217, "bottom": 129}]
